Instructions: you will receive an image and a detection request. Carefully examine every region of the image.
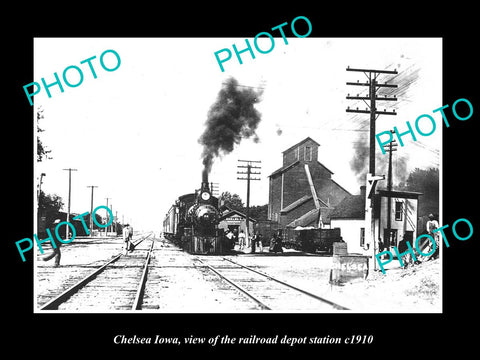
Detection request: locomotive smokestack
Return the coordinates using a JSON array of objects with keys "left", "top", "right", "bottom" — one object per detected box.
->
[
  {"left": 202, "top": 171, "right": 209, "bottom": 191},
  {"left": 199, "top": 77, "right": 263, "bottom": 181},
  {"left": 202, "top": 168, "right": 208, "bottom": 185}
]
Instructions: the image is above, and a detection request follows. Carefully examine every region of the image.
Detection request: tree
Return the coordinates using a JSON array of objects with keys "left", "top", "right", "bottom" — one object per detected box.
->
[
  {"left": 37, "top": 107, "right": 52, "bottom": 162},
  {"left": 219, "top": 191, "right": 244, "bottom": 211},
  {"left": 38, "top": 191, "right": 64, "bottom": 214},
  {"left": 37, "top": 190, "right": 64, "bottom": 235},
  {"left": 248, "top": 204, "right": 268, "bottom": 221},
  {"left": 37, "top": 108, "right": 61, "bottom": 233},
  {"left": 397, "top": 167, "right": 439, "bottom": 217}
]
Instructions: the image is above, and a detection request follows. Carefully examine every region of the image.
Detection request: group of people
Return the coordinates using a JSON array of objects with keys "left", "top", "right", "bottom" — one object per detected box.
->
[
  {"left": 389, "top": 213, "right": 440, "bottom": 269},
  {"left": 224, "top": 228, "right": 283, "bottom": 253}
]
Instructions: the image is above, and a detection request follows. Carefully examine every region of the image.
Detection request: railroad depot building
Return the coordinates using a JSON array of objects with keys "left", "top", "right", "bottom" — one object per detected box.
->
[
  {"left": 217, "top": 206, "right": 256, "bottom": 235},
  {"left": 330, "top": 186, "right": 422, "bottom": 254},
  {"left": 267, "top": 137, "right": 350, "bottom": 233}
]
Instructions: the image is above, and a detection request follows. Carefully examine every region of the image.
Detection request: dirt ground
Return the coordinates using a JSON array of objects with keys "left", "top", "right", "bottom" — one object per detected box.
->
[
  {"left": 232, "top": 246, "right": 441, "bottom": 313},
  {"left": 325, "top": 258, "right": 441, "bottom": 312}
]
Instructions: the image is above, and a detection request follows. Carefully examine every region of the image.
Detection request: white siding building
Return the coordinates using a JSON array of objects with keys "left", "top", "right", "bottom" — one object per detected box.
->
[{"left": 330, "top": 186, "right": 422, "bottom": 256}]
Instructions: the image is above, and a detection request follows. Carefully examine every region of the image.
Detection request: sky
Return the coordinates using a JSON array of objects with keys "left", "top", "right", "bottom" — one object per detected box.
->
[{"left": 34, "top": 37, "right": 442, "bottom": 232}]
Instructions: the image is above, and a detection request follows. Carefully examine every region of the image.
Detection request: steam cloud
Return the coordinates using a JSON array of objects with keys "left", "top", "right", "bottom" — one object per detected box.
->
[
  {"left": 199, "top": 77, "right": 263, "bottom": 182},
  {"left": 350, "top": 133, "right": 409, "bottom": 189}
]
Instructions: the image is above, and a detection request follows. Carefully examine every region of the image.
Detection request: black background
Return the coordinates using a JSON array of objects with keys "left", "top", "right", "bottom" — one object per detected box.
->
[{"left": 6, "top": 3, "right": 478, "bottom": 356}]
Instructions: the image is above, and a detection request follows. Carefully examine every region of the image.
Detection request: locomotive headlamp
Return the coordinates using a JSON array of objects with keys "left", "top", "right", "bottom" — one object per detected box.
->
[{"left": 201, "top": 192, "right": 211, "bottom": 201}]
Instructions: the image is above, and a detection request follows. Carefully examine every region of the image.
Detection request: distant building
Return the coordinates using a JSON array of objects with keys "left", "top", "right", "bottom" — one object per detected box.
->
[
  {"left": 330, "top": 186, "right": 422, "bottom": 255},
  {"left": 268, "top": 137, "right": 350, "bottom": 233}
]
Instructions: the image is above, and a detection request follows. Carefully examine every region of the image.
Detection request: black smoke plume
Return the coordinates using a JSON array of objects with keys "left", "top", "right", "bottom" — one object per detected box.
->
[{"left": 199, "top": 77, "right": 263, "bottom": 182}]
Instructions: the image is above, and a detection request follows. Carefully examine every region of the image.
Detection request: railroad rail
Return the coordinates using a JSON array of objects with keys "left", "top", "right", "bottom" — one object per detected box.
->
[
  {"left": 39, "top": 232, "right": 154, "bottom": 311},
  {"left": 195, "top": 256, "right": 349, "bottom": 311}
]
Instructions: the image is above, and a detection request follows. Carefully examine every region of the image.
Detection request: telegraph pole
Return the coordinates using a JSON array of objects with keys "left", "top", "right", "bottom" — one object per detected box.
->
[
  {"left": 385, "top": 132, "right": 398, "bottom": 249},
  {"left": 105, "top": 197, "right": 111, "bottom": 237},
  {"left": 346, "top": 66, "right": 398, "bottom": 175},
  {"left": 110, "top": 203, "right": 113, "bottom": 234},
  {"left": 237, "top": 160, "right": 261, "bottom": 252},
  {"left": 86, "top": 185, "right": 98, "bottom": 235},
  {"left": 63, "top": 168, "right": 77, "bottom": 239},
  {"left": 346, "top": 67, "right": 398, "bottom": 271}
]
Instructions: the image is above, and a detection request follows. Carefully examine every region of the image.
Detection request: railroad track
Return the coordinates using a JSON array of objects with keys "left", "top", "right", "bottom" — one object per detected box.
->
[
  {"left": 39, "top": 232, "right": 154, "bottom": 311},
  {"left": 195, "top": 257, "right": 349, "bottom": 311}
]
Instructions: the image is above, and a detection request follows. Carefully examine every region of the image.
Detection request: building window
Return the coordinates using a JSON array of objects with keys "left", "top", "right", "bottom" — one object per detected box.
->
[
  {"left": 295, "top": 147, "right": 299, "bottom": 160},
  {"left": 395, "top": 201, "right": 403, "bottom": 221},
  {"left": 360, "top": 227, "right": 365, "bottom": 247},
  {"left": 304, "top": 146, "right": 312, "bottom": 161}
]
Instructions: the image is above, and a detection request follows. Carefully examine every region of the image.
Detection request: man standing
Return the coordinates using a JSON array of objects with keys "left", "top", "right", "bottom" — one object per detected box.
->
[
  {"left": 238, "top": 229, "right": 246, "bottom": 251},
  {"left": 123, "top": 224, "right": 131, "bottom": 255},
  {"left": 426, "top": 214, "right": 440, "bottom": 259},
  {"left": 39, "top": 219, "right": 62, "bottom": 266},
  {"left": 128, "top": 224, "right": 134, "bottom": 243},
  {"left": 253, "top": 232, "right": 263, "bottom": 253}
]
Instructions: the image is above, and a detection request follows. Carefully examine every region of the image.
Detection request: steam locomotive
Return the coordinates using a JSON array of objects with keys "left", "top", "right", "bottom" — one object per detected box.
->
[{"left": 163, "top": 181, "right": 226, "bottom": 254}]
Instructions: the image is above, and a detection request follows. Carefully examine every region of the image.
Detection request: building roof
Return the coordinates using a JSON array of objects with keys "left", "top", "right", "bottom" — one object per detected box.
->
[
  {"left": 330, "top": 178, "right": 352, "bottom": 196},
  {"left": 329, "top": 194, "right": 365, "bottom": 219},
  {"left": 281, "top": 137, "right": 320, "bottom": 154},
  {"left": 281, "top": 194, "right": 312, "bottom": 213},
  {"left": 286, "top": 208, "right": 320, "bottom": 228},
  {"left": 269, "top": 160, "right": 300, "bottom": 177},
  {"left": 377, "top": 189, "right": 423, "bottom": 199},
  {"left": 330, "top": 189, "right": 422, "bottom": 220},
  {"left": 218, "top": 208, "right": 257, "bottom": 222}
]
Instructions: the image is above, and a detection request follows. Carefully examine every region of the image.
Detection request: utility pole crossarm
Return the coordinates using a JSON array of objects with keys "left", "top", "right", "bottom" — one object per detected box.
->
[
  {"left": 346, "top": 109, "right": 397, "bottom": 115},
  {"left": 346, "top": 66, "right": 398, "bottom": 74},
  {"left": 346, "top": 82, "right": 398, "bottom": 88},
  {"left": 346, "top": 95, "right": 398, "bottom": 101}
]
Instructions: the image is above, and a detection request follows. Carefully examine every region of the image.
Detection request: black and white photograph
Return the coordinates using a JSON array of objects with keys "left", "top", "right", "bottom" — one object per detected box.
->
[{"left": 32, "top": 37, "right": 442, "bottom": 313}]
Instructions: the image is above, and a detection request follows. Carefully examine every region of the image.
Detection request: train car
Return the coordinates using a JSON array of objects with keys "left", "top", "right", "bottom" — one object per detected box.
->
[
  {"left": 163, "top": 181, "right": 226, "bottom": 254},
  {"left": 285, "top": 228, "right": 344, "bottom": 254},
  {"left": 163, "top": 203, "right": 179, "bottom": 240}
]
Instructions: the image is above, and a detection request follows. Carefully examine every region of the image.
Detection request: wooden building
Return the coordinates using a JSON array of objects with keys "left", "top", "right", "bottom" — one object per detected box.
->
[
  {"left": 268, "top": 137, "right": 350, "bottom": 234},
  {"left": 330, "top": 186, "right": 422, "bottom": 255},
  {"left": 217, "top": 206, "right": 256, "bottom": 236}
]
